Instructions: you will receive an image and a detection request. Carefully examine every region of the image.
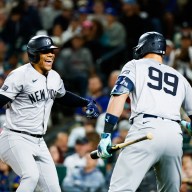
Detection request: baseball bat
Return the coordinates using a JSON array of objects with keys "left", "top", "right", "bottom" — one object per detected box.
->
[{"left": 90, "top": 133, "right": 153, "bottom": 159}]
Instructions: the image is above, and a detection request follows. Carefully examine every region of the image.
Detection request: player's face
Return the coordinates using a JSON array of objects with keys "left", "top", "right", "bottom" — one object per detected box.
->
[{"left": 36, "top": 49, "right": 55, "bottom": 75}]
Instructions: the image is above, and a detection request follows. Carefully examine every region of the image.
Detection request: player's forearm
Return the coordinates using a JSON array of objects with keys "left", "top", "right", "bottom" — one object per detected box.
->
[
  {"left": 0, "top": 94, "right": 12, "bottom": 108},
  {"left": 107, "top": 94, "right": 129, "bottom": 117},
  {"left": 57, "top": 91, "right": 89, "bottom": 107},
  {"left": 104, "top": 93, "right": 129, "bottom": 133}
]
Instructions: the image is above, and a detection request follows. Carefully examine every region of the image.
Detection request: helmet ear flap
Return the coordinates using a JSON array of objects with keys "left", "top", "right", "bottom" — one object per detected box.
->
[
  {"left": 27, "top": 49, "right": 40, "bottom": 63},
  {"left": 33, "top": 53, "right": 40, "bottom": 63},
  {"left": 133, "top": 46, "right": 143, "bottom": 60},
  {"left": 133, "top": 49, "right": 139, "bottom": 60}
]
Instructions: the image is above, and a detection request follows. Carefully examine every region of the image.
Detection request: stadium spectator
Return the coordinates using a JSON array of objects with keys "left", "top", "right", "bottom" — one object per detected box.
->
[
  {"left": 55, "top": 33, "right": 94, "bottom": 97},
  {"left": 0, "top": 40, "right": 7, "bottom": 74},
  {"left": 119, "top": 0, "right": 150, "bottom": 60},
  {"left": 163, "top": 39, "right": 175, "bottom": 66},
  {"left": 182, "top": 153, "right": 192, "bottom": 180},
  {"left": 49, "top": 144, "right": 62, "bottom": 165},
  {"left": 63, "top": 137, "right": 90, "bottom": 176},
  {"left": 3, "top": 52, "right": 19, "bottom": 73},
  {"left": 62, "top": 152, "right": 106, "bottom": 192},
  {"left": 67, "top": 119, "right": 96, "bottom": 148},
  {"left": 0, "top": 9, "right": 8, "bottom": 40},
  {"left": 181, "top": 153, "right": 192, "bottom": 192},
  {"left": 173, "top": 21, "right": 192, "bottom": 49},
  {"left": 53, "top": 0, "right": 74, "bottom": 32},
  {"left": 0, "top": 161, "right": 20, "bottom": 191},
  {"left": 88, "top": 0, "right": 107, "bottom": 27},
  {"left": 55, "top": 132, "right": 69, "bottom": 164},
  {"left": 86, "top": 74, "right": 110, "bottom": 112},
  {"left": 81, "top": 19, "right": 104, "bottom": 64},
  {"left": 172, "top": 32, "right": 192, "bottom": 85},
  {"left": 77, "top": 6, "right": 91, "bottom": 25},
  {"left": 2, "top": 6, "right": 34, "bottom": 56},
  {"left": 86, "top": 131, "right": 101, "bottom": 152},
  {"left": 60, "top": 13, "right": 82, "bottom": 45},
  {"left": 112, "top": 120, "right": 131, "bottom": 145},
  {"left": 103, "top": 70, "right": 121, "bottom": 96},
  {"left": 75, "top": 74, "right": 110, "bottom": 122},
  {"left": 102, "top": 7, "right": 126, "bottom": 48},
  {"left": 39, "top": 0, "right": 63, "bottom": 33},
  {"left": 17, "top": 45, "right": 29, "bottom": 66}
]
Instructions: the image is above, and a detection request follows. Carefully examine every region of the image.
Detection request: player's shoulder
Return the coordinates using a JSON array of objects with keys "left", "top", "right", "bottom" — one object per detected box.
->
[
  {"left": 7, "top": 64, "right": 30, "bottom": 79},
  {"left": 121, "top": 59, "right": 136, "bottom": 70},
  {"left": 49, "top": 69, "right": 62, "bottom": 79},
  {"left": 10, "top": 63, "right": 29, "bottom": 73},
  {"left": 163, "top": 63, "right": 187, "bottom": 80}
]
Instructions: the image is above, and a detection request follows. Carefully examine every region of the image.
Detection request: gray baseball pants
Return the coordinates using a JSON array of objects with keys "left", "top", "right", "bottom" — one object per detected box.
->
[
  {"left": 0, "top": 129, "right": 61, "bottom": 192},
  {"left": 109, "top": 115, "right": 183, "bottom": 192}
]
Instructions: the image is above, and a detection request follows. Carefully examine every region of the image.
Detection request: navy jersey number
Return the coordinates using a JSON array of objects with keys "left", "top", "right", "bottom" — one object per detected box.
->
[{"left": 147, "top": 67, "right": 178, "bottom": 96}]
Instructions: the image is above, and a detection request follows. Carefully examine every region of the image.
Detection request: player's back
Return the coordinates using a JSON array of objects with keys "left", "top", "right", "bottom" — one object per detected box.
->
[{"left": 121, "top": 58, "right": 191, "bottom": 120}]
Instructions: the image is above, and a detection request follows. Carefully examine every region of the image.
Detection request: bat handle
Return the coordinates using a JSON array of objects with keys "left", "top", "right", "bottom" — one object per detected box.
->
[
  {"left": 90, "top": 146, "right": 114, "bottom": 159},
  {"left": 90, "top": 150, "right": 99, "bottom": 159}
]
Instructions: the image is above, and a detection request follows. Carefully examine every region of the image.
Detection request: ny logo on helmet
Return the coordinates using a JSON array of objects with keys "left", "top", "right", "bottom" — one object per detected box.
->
[{"left": 46, "top": 39, "right": 51, "bottom": 45}]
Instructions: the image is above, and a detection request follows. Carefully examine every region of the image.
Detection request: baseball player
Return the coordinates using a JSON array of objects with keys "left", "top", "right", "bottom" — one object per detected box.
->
[
  {"left": 0, "top": 35, "right": 99, "bottom": 192},
  {"left": 97, "top": 31, "right": 192, "bottom": 192}
]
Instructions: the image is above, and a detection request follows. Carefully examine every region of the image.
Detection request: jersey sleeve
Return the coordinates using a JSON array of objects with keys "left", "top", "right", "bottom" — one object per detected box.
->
[
  {"left": 56, "top": 78, "right": 66, "bottom": 98},
  {"left": 111, "top": 60, "right": 136, "bottom": 95},
  {"left": 182, "top": 82, "right": 192, "bottom": 116},
  {"left": 0, "top": 70, "right": 23, "bottom": 100},
  {"left": 120, "top": 60, "right": 136, "bottom": 86}
]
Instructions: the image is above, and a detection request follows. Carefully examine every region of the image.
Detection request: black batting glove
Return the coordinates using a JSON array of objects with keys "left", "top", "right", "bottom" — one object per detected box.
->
[{"left": 85, "top": 100, "right": 100, "bottom": 119}]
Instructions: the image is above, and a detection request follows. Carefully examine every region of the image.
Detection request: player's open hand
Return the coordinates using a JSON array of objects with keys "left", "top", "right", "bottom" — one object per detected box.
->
[
  {"left": 85, "top": 100, "right": 100, "bottom": 119},
  {"left": 97, "top": 133, "right": 112, "bottom": 159}
]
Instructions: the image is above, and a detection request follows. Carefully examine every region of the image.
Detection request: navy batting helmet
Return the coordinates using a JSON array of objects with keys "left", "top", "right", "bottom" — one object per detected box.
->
[
  {"left": 27, "top": 35, "right": 58, "bottom": 63},
  {"left": 133, "top": 31, "right": 166, "bottom": 59}
]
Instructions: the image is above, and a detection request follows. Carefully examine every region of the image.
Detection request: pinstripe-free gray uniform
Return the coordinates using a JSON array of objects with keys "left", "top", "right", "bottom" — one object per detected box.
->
[
  {"left": 0, "top": 63, "right": 65, "bottom": 191},
  {"left": 109, "top": 58, "right": 192, "bottom": 192}
]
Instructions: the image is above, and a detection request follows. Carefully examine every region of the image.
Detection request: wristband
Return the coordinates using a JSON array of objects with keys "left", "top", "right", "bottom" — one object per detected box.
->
[{"left": 104, "top": 113, "right": 119, "bottom": 133}]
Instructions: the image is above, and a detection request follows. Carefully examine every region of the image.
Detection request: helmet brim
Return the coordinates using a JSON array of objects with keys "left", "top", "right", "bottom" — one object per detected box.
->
[
  {"left": 36, "top": 45, "right": 59, "bottom": 52},
  {"left": 49, "top": 45, "right": 58, "bottom": 49}
]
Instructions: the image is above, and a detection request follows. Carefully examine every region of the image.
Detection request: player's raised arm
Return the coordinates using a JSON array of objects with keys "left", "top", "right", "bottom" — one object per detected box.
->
[
  {"left": 0, "top": 34, "right": 99, "bottom": 191},
  {"left": 56, "top": 90, "right": 100, "bottom": 119}
]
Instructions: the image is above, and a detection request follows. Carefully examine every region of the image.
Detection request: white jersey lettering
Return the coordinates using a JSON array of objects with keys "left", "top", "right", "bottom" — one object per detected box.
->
[{"left": 0, "top": 63, "right": 66, "bottom": 134}]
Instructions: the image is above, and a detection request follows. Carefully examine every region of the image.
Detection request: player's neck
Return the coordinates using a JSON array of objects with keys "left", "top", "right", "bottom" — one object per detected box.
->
[
  {"left": 143, "top": 54, "right": 163, "bottom": 63},
  {"left": 31, "top": 63, "right": 49, "bottom": 76}
]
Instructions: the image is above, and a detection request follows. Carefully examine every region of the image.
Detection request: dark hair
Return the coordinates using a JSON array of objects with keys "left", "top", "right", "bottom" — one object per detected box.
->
[{"left": 75, "top": 137, "right": 89, "bottom": 145}]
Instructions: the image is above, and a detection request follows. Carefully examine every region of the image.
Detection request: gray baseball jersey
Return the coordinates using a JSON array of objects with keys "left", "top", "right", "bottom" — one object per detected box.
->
[
  {"left": 120, "top": 58, "right": 192, "bottom": 120},
  {"left": 0, "top": 63, "right": 65, "bottom": 134},
  {"left": 109, "top": 58, "right": 192, "bottom": 192}
]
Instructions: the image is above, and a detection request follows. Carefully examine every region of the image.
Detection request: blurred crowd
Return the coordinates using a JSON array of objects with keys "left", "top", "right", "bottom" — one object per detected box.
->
[{"left": 0, "top": 0, "right": 192, "bottom": 191}]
